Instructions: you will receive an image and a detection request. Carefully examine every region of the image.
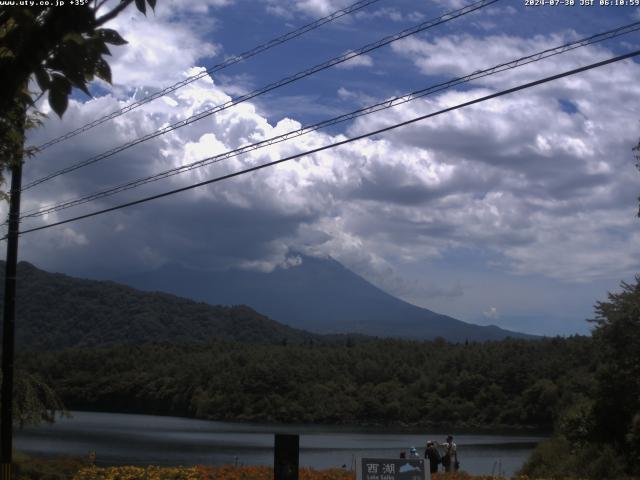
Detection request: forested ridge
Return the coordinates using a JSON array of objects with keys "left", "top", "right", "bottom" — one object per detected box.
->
[
  {"left": 20, "top": 336, "right": 594, "bottom": 431},
  {"left": 0, "top": 261, "right": 326, "bottom": 349},
  {"left": 1, "top": 260, "right": 532, "bottom": 347}
]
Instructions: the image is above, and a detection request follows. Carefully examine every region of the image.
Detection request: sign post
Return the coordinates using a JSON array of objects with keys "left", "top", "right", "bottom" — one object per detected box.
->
[
  {"left": 356, "top": 457, "right": 429, "bottom": 480},
  {"left": 274, "top": 434, "right": 299, "bottom": 480}
]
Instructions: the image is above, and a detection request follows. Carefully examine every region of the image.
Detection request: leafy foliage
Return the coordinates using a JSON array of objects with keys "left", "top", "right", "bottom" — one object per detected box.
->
[
  {"left": 73, "top": 465, "right": 353, "bottom": 480},
  {"left": 520, "top": 277, "right": 640, "bottom": 478},
  {"left": 13, "top": 370, "right": 66, "bottom": 427},
  {"left": 0, "top": 0, "right": 155, "bottom": 116},
  {"left": 0, "top": 0, "right": 156, "bottom": 190},
  {"left": 590, "top": 277, "right": 640, "bottom": 474},
  {"left": 15, "top": 453, "right": 86, "bottom": 480},
  {"left": 73, "top": 466, "right": 522, "bottom": 480},
  {"left": 520, "top": 436, "right": 624, "bottom": 480},
  {"left": 20, "top": 336, "right": 596, "bottom": 430},
  {"left": 0, "top": 369, "right": 66, "bottom": 428}
]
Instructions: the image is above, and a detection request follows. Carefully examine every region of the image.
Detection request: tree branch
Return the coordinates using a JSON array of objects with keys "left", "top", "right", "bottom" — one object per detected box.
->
[
  {"left": 95, "top": 0, "right": 112, "bottom": 13},
  {"left": 94, "top": 0, "right": 135, "bottom": 26}
]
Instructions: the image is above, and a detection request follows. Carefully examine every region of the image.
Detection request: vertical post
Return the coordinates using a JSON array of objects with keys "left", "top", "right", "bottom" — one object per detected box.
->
[
  {"left": 1, "top": 160, "right": 23, "bottom": 480},
  {"left": 274, "top": 434, "right": 299, "bottom": 480}
]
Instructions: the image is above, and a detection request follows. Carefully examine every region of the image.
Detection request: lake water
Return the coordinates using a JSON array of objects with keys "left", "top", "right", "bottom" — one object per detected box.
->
[{"left": 15, "top": 411, "right": 545, "bottom": 477}]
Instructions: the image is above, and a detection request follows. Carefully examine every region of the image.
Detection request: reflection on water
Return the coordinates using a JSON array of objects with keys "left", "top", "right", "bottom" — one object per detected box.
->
[{"left": 15, "top": 411, "right": 545, "bottom": 477}]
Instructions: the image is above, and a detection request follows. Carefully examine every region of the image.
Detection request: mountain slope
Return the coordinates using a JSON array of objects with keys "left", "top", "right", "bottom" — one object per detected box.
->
[
  {"left": 0, "top": 261, "right": 321, "bottom": 351},
  {"left": 118, "top": 255, "right": 535, "bottom": 341}
]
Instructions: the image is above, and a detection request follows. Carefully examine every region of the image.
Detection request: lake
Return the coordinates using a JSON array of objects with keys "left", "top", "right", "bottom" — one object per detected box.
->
[{"left": 15, "top": 411, "right": 545, "bottom": 477}]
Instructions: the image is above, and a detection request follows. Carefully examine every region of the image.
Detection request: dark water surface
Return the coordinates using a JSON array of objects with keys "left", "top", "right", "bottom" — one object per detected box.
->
[{"left": 16, "top": 411, "right": 545, "bottom": 477}]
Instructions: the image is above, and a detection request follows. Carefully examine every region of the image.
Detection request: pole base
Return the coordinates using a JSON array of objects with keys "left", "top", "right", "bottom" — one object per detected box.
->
[{"left": 1, "top": 463, "right": 12, "bottom": 480}]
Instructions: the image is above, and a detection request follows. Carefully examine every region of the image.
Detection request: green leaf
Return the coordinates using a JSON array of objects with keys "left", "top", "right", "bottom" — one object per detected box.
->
[
  {"left": 56, "top": 44, "right": 89, "bottom": 90},
  {"left": 0, "top": 46, "right": 15, "bottom": 59},
  {"left": 63, "top": 32, "right": 85, "bottom": 45},
  {"left": 94, "top": 58, "right": 112, "bottom": 84},
  {"left": 135, "top": 0, "right": 146, "bottom": 14},
  {"left": 91, "top": 39, "right": 111, "bottom": 57},
  {"left": 49, "top": 74, "right": 71, "bottom": 117},
  {"left": 97, "top": 28, "right": 127, "bottom": 46},
  {"left": 73, "top": 77, "right": 91, "bottom": 97},
  {"left": 34, "top": 68, "right": 50, "bottom": 92}
]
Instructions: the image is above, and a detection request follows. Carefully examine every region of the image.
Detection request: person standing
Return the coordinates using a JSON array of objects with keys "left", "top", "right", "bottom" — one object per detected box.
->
[
  {"left": 424, "top": 441, "right": 441, "bottom": 474},
  {"left": 441, "top": 435, "right": 458, "bottom": 473}
]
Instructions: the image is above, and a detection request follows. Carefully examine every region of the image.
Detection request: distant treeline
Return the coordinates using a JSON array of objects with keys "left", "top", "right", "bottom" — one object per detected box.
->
[{"left": 20, "top": 336, "right": 595, "bottom": 430}]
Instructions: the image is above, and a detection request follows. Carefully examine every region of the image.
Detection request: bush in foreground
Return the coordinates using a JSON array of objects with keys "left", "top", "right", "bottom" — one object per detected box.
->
[
  {"left": 29, "top": 460, "right": 640, "bottom": 480},
  {"left": 519, "top": 436, "right": 627, "bottom": 480},
  {"left": 15, "top": 455, "right": 86, "bottom": 480}
]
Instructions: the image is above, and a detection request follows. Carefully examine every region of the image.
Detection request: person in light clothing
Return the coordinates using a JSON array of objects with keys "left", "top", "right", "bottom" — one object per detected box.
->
[{"left": 440, "top": 435, "right": 458, "bottom": 472}]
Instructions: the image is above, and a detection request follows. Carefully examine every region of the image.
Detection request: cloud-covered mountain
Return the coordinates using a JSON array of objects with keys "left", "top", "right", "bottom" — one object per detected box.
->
[
  {"left": 13, "top": 1, "right": 634, "bottom": 338},
  {"left": 118, "top": 254, "right": 535, "bottom": 341}
]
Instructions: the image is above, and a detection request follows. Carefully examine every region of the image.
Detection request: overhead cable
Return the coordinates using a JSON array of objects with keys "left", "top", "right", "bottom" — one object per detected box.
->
[
  {"left": 12, "top": 49, "right": 640, "bottom": 238},
  {"left": 33, "top": 0, "right": 384, "bottom": 152},
  {"left": 22, "top": 0, "right": 499, "bottom": 191},
  {"left": 19, "top": 21, "right": 640, "bottom": 220}
]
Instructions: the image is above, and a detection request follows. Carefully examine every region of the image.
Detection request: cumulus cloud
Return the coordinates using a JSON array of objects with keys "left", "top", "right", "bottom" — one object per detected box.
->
[
  {"left": 11, "top": 3, "right": 640, "bottom": 334},
  {"left": 103, "top": 13, "right": 220, "bottom": 91},
  {"left": 262, "top": 0, "right": 357, "bottom": 18},
  {"left": 354, "top": 7, "right": 425, "bottom": 23}
]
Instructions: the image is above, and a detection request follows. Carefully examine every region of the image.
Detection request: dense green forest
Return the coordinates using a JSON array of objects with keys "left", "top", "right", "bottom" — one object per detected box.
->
[
  {"left": 1, "top": 261, "right": 325, "bottom": 350},
  {"left": 20, "top": 336, "right": 595, "bottom": 431},
  {"left": 520, "top": 278, "right": 640, "bottom": 479}
]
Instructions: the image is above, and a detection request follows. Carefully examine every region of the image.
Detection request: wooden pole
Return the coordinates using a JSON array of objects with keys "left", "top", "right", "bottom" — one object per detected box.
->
[{"left": 1, "top": 152, "right": 24, "bottom": 480}]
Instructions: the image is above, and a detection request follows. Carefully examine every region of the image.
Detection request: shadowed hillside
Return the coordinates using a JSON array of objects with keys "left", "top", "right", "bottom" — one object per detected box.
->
[
  {"left": 118, "top": 255, "right": 535, "bottom": 342},
  {"left": 0, "top": 261, "right": 321, "bottom": 350}
]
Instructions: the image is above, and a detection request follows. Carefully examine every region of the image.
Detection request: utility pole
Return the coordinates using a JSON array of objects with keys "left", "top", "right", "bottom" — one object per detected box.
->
[{"left": 1, "top": 120, "right": 24, "bottom": 480}]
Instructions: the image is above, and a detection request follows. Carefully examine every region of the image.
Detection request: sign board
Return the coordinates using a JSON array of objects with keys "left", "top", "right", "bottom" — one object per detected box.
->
[{"left": 356, "top": 457, "right": 430, "bottom": 480}]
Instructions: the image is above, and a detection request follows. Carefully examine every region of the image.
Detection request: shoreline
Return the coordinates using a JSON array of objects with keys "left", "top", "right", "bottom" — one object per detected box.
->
[{"left": 55, "top": 409, "right": 552, "bottom": 436}]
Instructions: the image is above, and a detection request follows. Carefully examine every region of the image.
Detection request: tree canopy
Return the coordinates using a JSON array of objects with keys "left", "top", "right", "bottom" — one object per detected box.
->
[
  {"left": 21, "top": 336, "right": 596, "bottom": 431},
  {"left": 0, "top": 0, "right": 156, "bottom": 185},
  {"left": 590, "top": 277, "right": 640, "bottom": 474},
  {"left": 521, "top": 276, "right": 640, "bottom": 478}
]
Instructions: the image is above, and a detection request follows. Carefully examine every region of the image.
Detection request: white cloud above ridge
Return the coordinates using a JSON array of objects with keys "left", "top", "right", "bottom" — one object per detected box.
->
[
  {"left": 14, "top": 7, "right": 640, "bottom": 334},
  {"left": 353, "top": 7, "right": 426, "bottom": 23},
  {"left": 390, "top": 31, "right": 618, "bottom": 83},
  {"left": 262, "top": 0, "right": 357, "bottom": 18},
  {"left": 335, "top": 53, "right": 374, "bottom": 69}
]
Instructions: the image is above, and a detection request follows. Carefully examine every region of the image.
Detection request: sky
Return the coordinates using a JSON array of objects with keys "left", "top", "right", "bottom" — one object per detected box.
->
[{"left": 7, "top": 0, "right": 640, "bottom": 336}]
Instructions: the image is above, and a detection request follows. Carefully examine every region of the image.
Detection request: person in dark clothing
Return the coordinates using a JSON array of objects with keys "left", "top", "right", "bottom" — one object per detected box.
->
[{"left": 424, "top": 441, "right": 441, "bottom": 474}]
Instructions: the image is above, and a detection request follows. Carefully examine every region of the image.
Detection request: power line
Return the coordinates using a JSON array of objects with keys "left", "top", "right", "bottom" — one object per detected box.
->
[
  {"left": 12, "top": 49, "right": 640, "bottom": 238},
  {"left": 18, "top": 21, "right": 640, "bottom": 221},
  {"left": 32, "top": 0, "right": 384, "bottom": 153},
  {"left": 22, "top": 0, "right": 499, "bottom": 192}
]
